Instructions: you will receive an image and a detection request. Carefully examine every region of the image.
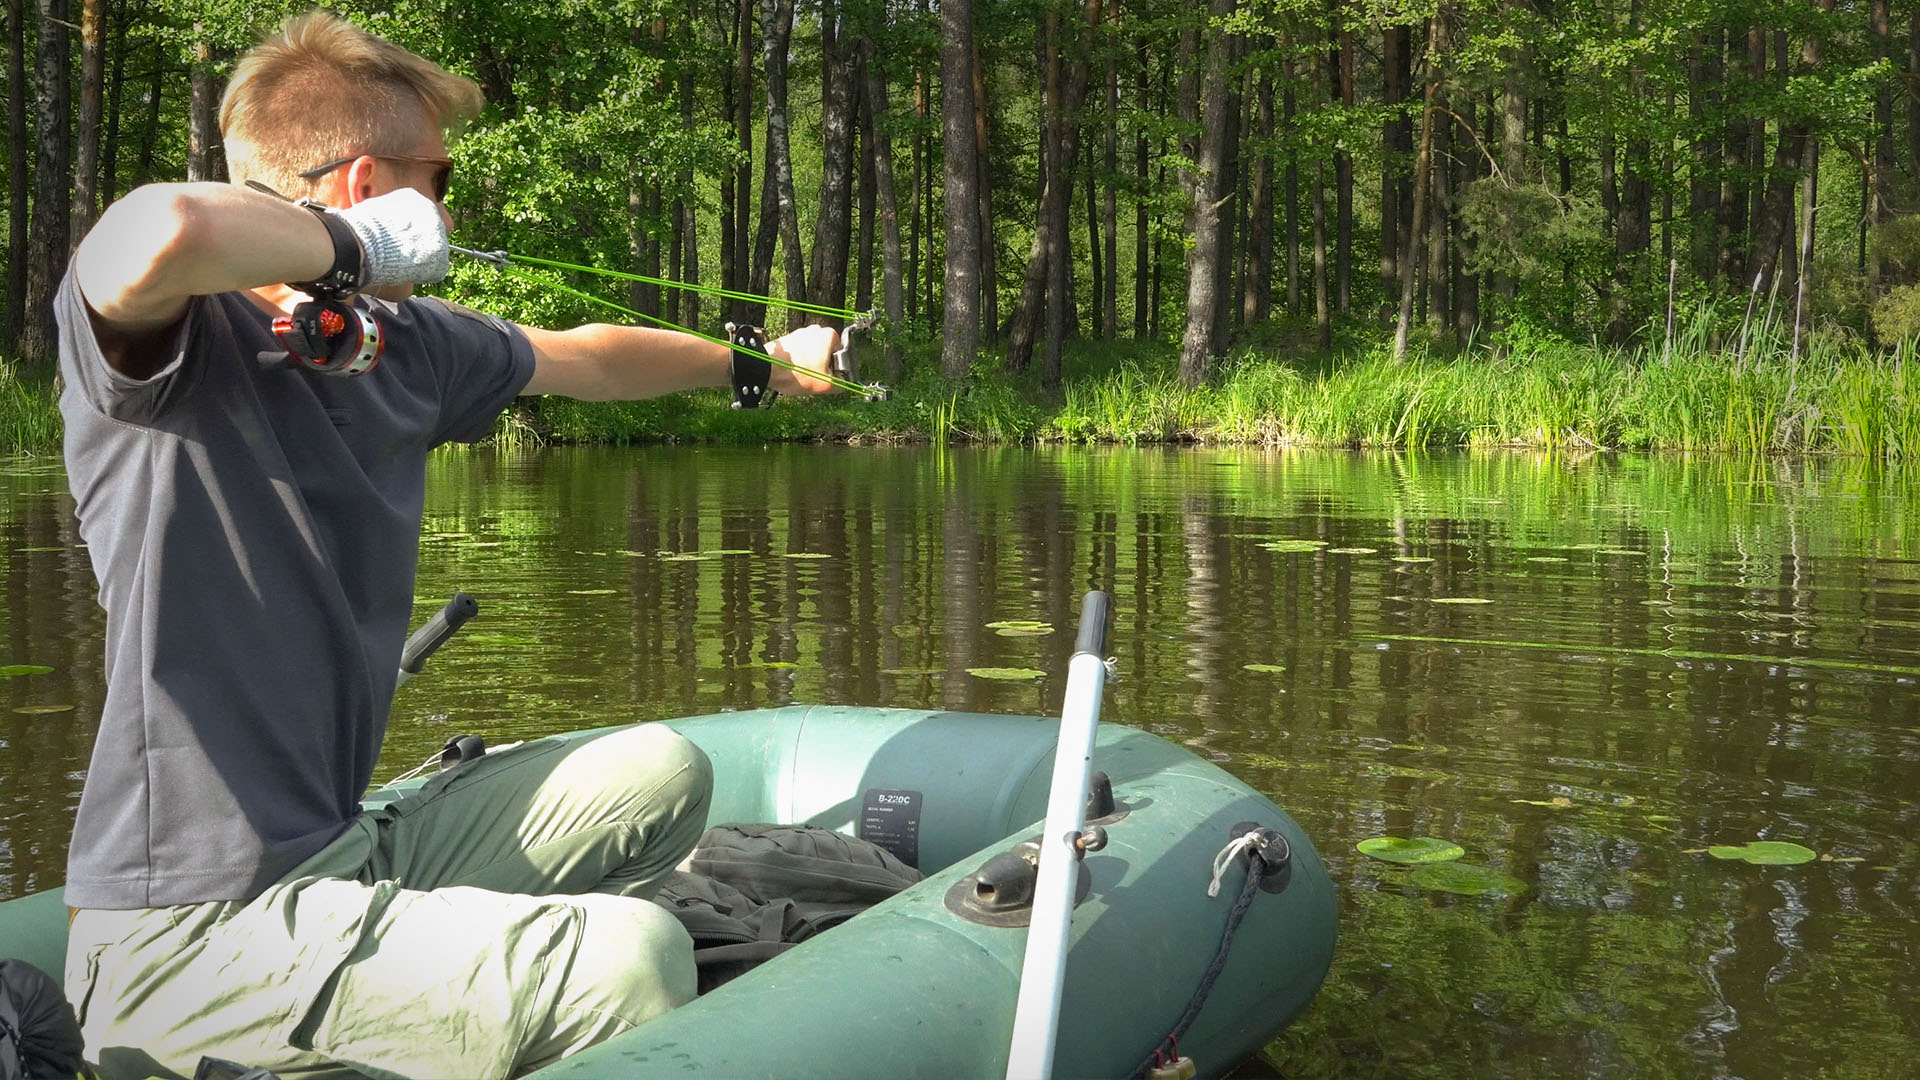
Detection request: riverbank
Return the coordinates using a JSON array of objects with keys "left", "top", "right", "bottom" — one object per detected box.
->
[{"left": 5, "top": 327, "right": 1917, "bottom": 458}]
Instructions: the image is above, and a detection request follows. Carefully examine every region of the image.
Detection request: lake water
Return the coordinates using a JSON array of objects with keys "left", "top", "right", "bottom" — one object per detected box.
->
[{"left": 2, "top": 446, "right": 1916, "bottom": 1078}]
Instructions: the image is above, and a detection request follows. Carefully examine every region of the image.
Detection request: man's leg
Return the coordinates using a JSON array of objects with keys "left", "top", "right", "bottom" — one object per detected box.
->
[{"left": 373, "top": 723, "right": 712, "bottom": 898}]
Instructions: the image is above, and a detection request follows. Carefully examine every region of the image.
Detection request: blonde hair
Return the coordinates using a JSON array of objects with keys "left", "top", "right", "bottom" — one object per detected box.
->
[{"left": 221, "top": 10, "right": 483, "bottom": 194}]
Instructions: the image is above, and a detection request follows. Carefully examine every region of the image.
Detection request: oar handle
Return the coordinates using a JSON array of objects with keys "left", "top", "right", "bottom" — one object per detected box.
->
[
  {"left": 1073, "top": 591, "right": 1111, "bottom": 657},
  {"left": 400, "top": 592, "right": 479, "bottom": 675}
]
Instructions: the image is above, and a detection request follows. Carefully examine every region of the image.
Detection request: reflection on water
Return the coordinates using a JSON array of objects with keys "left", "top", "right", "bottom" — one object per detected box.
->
[{"left": 2, "top": 446, "right": 1916, "bottom": 1078}]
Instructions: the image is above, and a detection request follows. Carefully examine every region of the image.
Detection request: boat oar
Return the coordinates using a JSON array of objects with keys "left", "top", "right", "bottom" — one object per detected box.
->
[
  {"left": 396, "top": 592, "right": 478, "bottom": 687},
  {"left": 1005, "top": 590, "right": 1114, "bottom": 1080}
]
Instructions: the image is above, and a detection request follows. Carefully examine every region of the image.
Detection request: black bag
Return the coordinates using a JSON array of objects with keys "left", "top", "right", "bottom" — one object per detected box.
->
[
  {"left": 652, "top": 824, "right": 924, "bottom": 994},
  {"left": 0, "top": 959, "right": 85, "bottom": 1080}
]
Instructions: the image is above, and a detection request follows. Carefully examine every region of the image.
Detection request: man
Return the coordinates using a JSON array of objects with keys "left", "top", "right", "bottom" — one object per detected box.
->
[{"left": 55, "top": 11, "right": 839, "bottom": 1078}]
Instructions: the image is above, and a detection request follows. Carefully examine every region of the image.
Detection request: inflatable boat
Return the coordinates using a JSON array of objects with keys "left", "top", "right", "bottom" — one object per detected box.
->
[{"left": 0, "top": 704, "right": 1334, "bottom": 1077}]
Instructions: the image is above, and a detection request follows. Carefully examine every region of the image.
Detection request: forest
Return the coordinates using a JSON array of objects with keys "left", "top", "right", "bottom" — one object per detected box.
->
[{"left": 2, "top": 0, "right": 1918, "bottom": 453}]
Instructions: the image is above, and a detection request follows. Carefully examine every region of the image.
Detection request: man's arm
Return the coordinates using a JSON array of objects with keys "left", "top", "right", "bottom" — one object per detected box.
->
[
  {"left": 73, "top": 183, "right": 337, "bottom": 376},
  {"left": 518, "top": 322, "right": 840, "bottom": 401}
]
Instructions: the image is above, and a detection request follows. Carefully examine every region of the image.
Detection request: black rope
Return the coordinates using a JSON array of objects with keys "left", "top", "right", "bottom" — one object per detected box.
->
[{"left": 1127, "top": 849, "right": 1267, "bottom": 1079}]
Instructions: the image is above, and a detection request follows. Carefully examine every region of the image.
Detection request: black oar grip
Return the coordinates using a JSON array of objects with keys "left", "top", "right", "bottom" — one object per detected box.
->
[
  {"left": 1073, "top": 591, "right": 1112, "bottom": 657},
  {"left": 401, "top": 592, "right": 479, "bottom": 674}
]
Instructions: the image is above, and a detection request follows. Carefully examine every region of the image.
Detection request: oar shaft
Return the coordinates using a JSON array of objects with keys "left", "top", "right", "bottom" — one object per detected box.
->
[{"left": 1006, "top": 592, "right": 1113, "bottom": 1080}]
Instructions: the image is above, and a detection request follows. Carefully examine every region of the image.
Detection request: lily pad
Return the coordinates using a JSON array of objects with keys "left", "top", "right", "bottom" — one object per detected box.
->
[
  {"left": 1525, "top": 556, "right": 1568, "bottom": 564},
  {"left": 1328, "top": 547, "right": 1378, "bottom": 555},
  {"left": 0, "top": 665, "right": 54, "bottom": 678},
  {"left": 1259, "top": 540, "right": 1328, "bottom": 553},
  {"left": 1707, "top": 841, "right": 1817, "bottom": 865},
  {"left": 1356, "top": 836, "right": 1465, "bottom": 865},
  {"left": 739, "top": 660, "right": 800, "bottom": 670},
  {"left": 987, "top": 620, "right": 1055, "bottom": 637},
  {"left": 1408, "top": 862, "right": 1527, "bottom": 897},
  {"left": 967, "top": 667, "right": 1044, "bottom": 681},
  {"left": 567, "top": 588, "right": 618, "bottom": 595},
  {"left": 1243, "top": 663, "right": 1285, "bottom": 673},
  {"left": 13, "top": 704, "right": 74, "bottom": 715},
  {"left": 658, "top": 553, "right": 712, "bottom": 562},
  {"left": 1432, "top": 597, "right": 1493, "bottom": 605},
  {"left": 1391, "top": 556, "right": 1434, "bottom": 564},
  {"left": 783, "top": 552, "right": 833, "bottom": 560}
]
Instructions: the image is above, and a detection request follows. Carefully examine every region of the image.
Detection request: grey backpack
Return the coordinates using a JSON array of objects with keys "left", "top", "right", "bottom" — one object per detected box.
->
[{"left": 652, "top": 823, "right": 924, "bottom": 993}]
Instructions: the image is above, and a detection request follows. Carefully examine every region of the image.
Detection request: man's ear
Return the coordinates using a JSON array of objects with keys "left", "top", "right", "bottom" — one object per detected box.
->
[{"left": 343, "top": 156, "right": 379, "bottom": 207}]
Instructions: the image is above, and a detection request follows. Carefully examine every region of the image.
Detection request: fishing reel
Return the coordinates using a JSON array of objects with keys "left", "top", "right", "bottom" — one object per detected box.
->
[
  {"left": 257, "top": 295, "right": 385, "bottom": 377},
  {"left": 250, "top": 187, "right": 385, "bottom": 377}
]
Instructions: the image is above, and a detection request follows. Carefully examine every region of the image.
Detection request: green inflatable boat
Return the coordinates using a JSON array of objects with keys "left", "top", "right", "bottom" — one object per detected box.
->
[{"left": 0, "top": 706, "right": 1336, "bottom": 1078}]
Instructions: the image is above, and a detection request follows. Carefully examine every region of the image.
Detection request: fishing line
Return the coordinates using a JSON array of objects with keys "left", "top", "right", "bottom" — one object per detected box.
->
[{"left": 454, "top": 247, "right": 868, "bottom": 321}]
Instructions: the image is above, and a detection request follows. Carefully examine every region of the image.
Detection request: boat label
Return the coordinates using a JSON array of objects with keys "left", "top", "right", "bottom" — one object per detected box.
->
[{"left": 859, "top": 787, "right": 923, "bottom": 867}]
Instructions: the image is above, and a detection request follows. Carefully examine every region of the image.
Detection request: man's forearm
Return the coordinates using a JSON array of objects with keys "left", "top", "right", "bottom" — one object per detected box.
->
[
  {"left": 520, "top": 323, "right": 749, "bottom": 400},
  {"left": 75, "top": 182, "right": 336, "bottom": 333}
]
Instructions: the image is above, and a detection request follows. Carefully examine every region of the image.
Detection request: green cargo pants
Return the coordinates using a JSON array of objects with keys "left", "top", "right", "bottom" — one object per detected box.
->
[{"left": 65, "top": 723, "right": 712, "bottom": 1080}]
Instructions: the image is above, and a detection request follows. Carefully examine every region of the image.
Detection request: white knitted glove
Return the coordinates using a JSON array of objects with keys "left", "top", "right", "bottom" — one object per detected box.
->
[{"left": 332, "top": 188, "right": 450, "bottom": 287}]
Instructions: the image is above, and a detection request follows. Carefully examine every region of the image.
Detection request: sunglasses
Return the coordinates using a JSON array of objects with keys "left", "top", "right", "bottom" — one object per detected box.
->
[{"left": 299, "top": 153, "right": 454, "bottom": 202}]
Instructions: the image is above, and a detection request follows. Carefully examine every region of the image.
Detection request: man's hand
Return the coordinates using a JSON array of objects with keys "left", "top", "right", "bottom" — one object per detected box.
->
[{"left": 766, "top": 324, "right": 842, "bottom": 395}]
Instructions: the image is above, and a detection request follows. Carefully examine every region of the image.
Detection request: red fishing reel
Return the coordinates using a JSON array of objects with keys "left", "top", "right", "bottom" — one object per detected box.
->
[{"left": 257, "top": 296, "right": 384, "bottom": 377}]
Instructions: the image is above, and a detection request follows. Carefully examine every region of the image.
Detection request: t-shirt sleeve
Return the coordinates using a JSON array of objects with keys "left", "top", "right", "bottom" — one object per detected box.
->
[
  {"left": 55, "top": 264, "right": 205, "bottom": 428},
  {"left": 409, "top": 297, "right": 537, "bottom": 445}
]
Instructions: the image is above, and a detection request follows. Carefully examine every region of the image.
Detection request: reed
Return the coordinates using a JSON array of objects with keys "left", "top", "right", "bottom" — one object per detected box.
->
[{"left": 0, "top": 359, "right": 60, "bottom": 454}]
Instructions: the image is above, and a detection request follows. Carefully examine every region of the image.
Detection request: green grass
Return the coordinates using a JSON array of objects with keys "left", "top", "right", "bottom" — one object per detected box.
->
[
  {"left": 0, "top": 358, "right": 60, "bottom": 454},
  {"left": 5, "top": 311, "right": 1917, "bottom": 459}
]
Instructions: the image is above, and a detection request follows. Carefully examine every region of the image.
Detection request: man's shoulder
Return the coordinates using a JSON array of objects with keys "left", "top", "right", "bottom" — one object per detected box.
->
[{"left": 403, "top": 296, "right": 515, "bottom": 336}]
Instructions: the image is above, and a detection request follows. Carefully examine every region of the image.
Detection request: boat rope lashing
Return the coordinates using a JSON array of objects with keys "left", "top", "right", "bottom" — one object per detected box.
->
[{"left": 1128, "top": 826, "right": 1293, "bottom": 1080}]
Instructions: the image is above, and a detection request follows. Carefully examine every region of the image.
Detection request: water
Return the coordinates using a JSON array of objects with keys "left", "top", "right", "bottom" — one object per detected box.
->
[{"left": 2, "top": 446, "right": 1916, "bottom": 1078}]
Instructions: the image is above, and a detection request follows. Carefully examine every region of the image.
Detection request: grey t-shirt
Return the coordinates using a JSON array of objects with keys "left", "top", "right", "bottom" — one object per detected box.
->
[{"left": 56, "top": 270, "right": 535, "bottom": 908}]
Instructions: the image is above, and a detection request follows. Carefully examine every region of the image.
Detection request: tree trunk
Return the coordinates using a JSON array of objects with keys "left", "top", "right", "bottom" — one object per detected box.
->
[
  {"left": 1210, "top": 34, "right": 1243, "bottom": 347},
  {"left": 1134, "top": 33, "right": 1150, "bottom": 338},
  {"left": 1716, "top": 28, "right": 1749, "bottom": 289},
  {"left": 1427, "top": 27, "right": 1449, "bottom": 339},
  {"left": 1453, "top": 94, "right": 1478, "bottom": 344},
  {"left": 677, "top": 18, "right": 699, "bottom": 329},
  {"left": 908, "top": 15, "right": 926, "bottom": 325},
  {"left": 725, "top": 0, "right": 754, "bottom": 324},
  {"left": 1243, "top": 60, "right": 1273, "bottom": 324},
  {"left": 1792, "top": 138, "right": 1817, "bottom": 361},
  {"left": 760, "top": 0, "right": 807, "bottom": 330},
  {"left": 1006, "top": 26, "right": 1052, "bottom": 370},
  {"left": 6, "top": 0, "right": 29, "bottom": 347},
  {"left": 1752, "top": 25, "right": 1822, "bottom": 297},
  {"left": 187, "top": 34, "right": 221, "bottom": 183},
  {"left": 1392, "top": 19, "right": 1437, "bottom": 363},
  {"left": 1086, "top": 118, "right": 1103, "bottom": 340},
  {"left": 1686, "top": 35, "right": 1720, "bottom": 282},
  {"left": 855, "top": 80, "right": 875, "bottom": 314},
  {"left": 70, "top": 0, "right": 103, "bottom": 236},
  {"left": 862, "top": 42, "right": 905, "bottom": 380},
  {"left": 1178, "top": 0, "right": 1237, "bottom": 386},
  {"left": 1869, "top": 1, "right": 1891, "bottom": 228},
  {"left": 938, "top": 0, "right": 982, "bottom": 377},
  {"left": 1497, "top": 1, "right": 1525, "bottom": 307},
  {"left": 1380, "top": 24, "right": 1406, "bottom": 320},
  {"left": 809, "top": 4, "right": 858, "bottom": 328},
  {"left": 1283, "top": 57, "right": 1298, "bottom": 316},
  {"left": 1744, "top": 28, "right": 1766, "bottom": 276},
  {"left": 632, "top": 183, "right": 662, "bottom": 318},
  {"left": 20, "top": 0, "right": 72, "bottom": 366},
  {"left": 1334, "top": 27, "right": 1352, "bottom": 315},
  {"left": 1102, "top": 33, "right": 1118, "bottom": 340},
  {"left": 100, "top": 0, "right": 128, "bottom": 207},
  {"left": 971, "top": 34, "right": 996, "bottom": 341},
  {"left": 1909, "top": 11, "right": 1920, "bottom": 181}
]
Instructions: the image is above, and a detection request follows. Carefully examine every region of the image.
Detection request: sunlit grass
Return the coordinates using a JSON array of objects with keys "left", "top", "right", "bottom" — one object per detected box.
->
[
  {"left": 3, "top": 310, "right": 1915, "bottom": 459},
  {"left": 0, "top": 358, "right": 60, "bottom": 454}
]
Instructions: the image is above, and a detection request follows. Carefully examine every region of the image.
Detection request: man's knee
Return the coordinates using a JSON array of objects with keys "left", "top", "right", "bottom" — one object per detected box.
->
[
  {"left": 518, "top": 894, "right": 695, "bottom": 1071},
  {"left": 571, "top": 725, "right": 713, "bottom": 818}
]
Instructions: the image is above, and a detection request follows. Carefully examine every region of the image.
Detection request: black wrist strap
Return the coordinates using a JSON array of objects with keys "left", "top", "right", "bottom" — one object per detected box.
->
[
  {"left": 725, "top": 322, "right": 776, "bottom": 409},
  {"left": 288, "top": 204, "right": 364, "bottom": 301}
]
